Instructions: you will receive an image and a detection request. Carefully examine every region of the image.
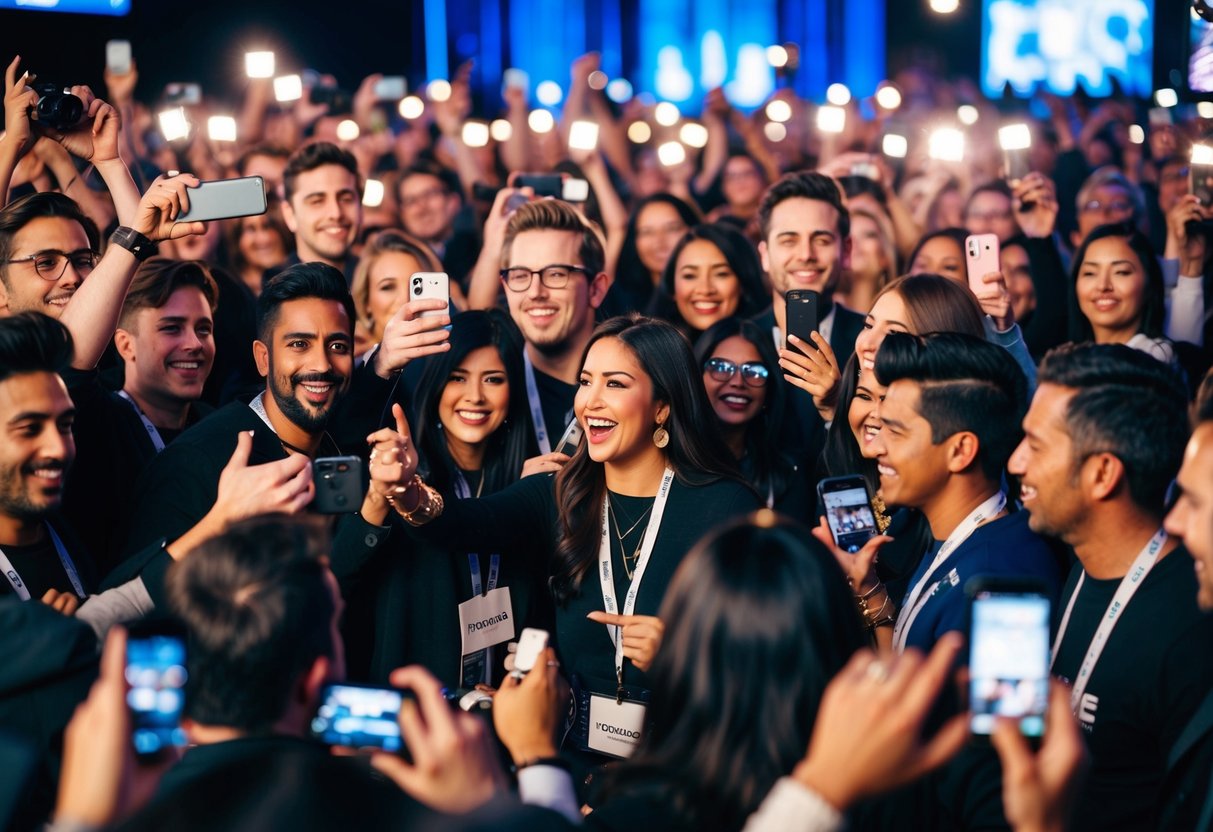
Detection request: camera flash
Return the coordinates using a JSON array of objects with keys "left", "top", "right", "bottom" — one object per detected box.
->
[
  {"left": 1192, "top": 145, "right": 1213, "bottom": 166},
  {"left": 569, "top": 120, "right": 600, "bottom": 151},
  {"left": 462, "top": 121, "right": 490, "bottom": 148},
  {"left": 427, "top": 80, "right": 452, "bottom": 103},
  {"left": 158, "top": 107, "right": 190, "bottom": 142},
  {"left": 627, "top": 121, "right": 651, "bottom": 143},
  {"left": 1155, "top": 88, "right": 1179, "bottom": 109},
  {"left": 679, "top": 122, "right": 709, "bottom": 148},
  {"left": 816, "top": 105, "right": 846, "bottom": 134},
  {"left": 827, "top": 83, "right": 851, "bottom": 106},
  {"left": 765, "top": 100, "right": 792, "bottom": 123},
  {"left": 1129, "top": 124, "right": 1145, "bottom": 145},
  {"left": 363, "top": 179, "right": 385, "bottom": 208},
  {"left": 882, "top": 133, "right": 908, "bottom": 158},
  {"left": 245, "top": 51, "right": 275, "bottom": 79},
  {"left": 273, "top": 74, "right": 302, "bottom": 102},
  {"left": 928, "top": 127, "right": 965, "bottom": 162},
  {"left": 654, "top": 102, "right": 681, "bottom": 127},
  {"left": 764, "top": 122, "right": 787, "bottom": 142},
  {"left": 657, "top": 141, "right": 687, "bottom": 167},
  {"left": 528, "top": 110, "right": 555, "bottom": 134},
  {"left": 335, "top": 119, "right": 360, "bottom": 142},
  {"left": 399, "top": 96, "right": 424, "bottom": 119},
  {"left": 998, "top": 124, "right": 1031, "bottom": 151},
  {"left": 490, "top": 119, "right": 512, "bottom": 142},
  {"left": 207, "top": 116, "right": 237, "bottom": 142},
  {"left": 876, "top": 84, "right": 902, "bottom": 110}
]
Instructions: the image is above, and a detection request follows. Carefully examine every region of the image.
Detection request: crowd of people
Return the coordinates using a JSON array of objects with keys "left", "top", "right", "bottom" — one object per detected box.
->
[{"left": 1, "top": 39, "right": 1213, "bottom": 831}]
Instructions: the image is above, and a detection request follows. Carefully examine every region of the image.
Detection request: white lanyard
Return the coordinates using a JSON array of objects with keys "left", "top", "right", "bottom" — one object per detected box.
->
[
  {"left": 468, "top": 553, "right": 500, "bottom": 597},
  {"left": 0, "top": 525, "right": 86, "bottom": 601},
  {"left": 523, "top": 353, "right": 552, "bottom": 455},
  {"left": 597, "top": 467, "right": 675, "bottom": 695},
  {"left": 771, "top": 325, "right": 783, "bottom": 352},
  {"left": 248, "top": 392, "right": 274, "bottom": 432},
  {"left": 117, "top": 391, "right": 166, "bottom": 453},
  {"left": 1051, "top": 528, "right": 1167, "bottom": 712},
  {"left": 892, "top": 491, "right": 1007, "bottom": 652}
]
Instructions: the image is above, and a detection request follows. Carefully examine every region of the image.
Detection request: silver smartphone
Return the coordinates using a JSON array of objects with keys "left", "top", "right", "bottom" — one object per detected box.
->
[
  {"left": 106, "top": 40, "right": 132, "bottom": 75},
  {"left": 373, "top": 76, "right": 406, "bottom": 101},
  {"left": 555, "top": 420, "right": 583, "bottom": 456},
  {"left": 177, "top": 176, "right": 267, "bottom": 223}
]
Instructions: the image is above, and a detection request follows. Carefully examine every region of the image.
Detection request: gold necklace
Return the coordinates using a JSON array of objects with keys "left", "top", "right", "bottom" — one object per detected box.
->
[{"left": 610, "top": 497, "right": 653, "bottom": 580}]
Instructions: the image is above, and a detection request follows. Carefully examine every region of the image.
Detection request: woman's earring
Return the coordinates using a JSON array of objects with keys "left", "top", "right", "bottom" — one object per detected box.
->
[{"left": 653, "top": 422, "right": 670, "bottom": 449}]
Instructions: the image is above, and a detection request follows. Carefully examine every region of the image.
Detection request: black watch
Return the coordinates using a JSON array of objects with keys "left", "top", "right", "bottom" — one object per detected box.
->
[{"left": 109, "top": 226, "right": 159, "bottom": 262}]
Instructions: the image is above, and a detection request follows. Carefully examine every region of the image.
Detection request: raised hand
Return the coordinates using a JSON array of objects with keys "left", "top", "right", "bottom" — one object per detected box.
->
[
  {"left": 371, "top": 299, "right": 451, "bottom": 379},
  {"left": 1012, "top": 172, "right": 1059, "bottom": 239},
  {"left": 2, "top": 56, "right": 39, "bottom": 159},
  {"left": 493, "top": 647, "right": 568, "bottom": 763},
  {"left": 811, "top": 516, "right": 890, "bottom": 595},
  {"left": 779, "top": 333, "right": 842, "bottom": 419},
  {"left": 212, "top": 431, "right": 314, "bottom": 525},
  {"left": 131, "top": 173, "right": 206, "bottom": 242},
  {"left": 366, "top": 403, "right": 420, "bottom": 504},
  {"left": 974, "top": 270, "right": 1014, "bottom": 331},
  {"left": 41, "top": 86, "right": 122, "bottom": 164}
]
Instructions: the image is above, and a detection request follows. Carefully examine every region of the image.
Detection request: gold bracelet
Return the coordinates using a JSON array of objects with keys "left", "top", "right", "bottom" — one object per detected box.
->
[{"left": 388, "top": 475, "right": 445, "bottom": 526}]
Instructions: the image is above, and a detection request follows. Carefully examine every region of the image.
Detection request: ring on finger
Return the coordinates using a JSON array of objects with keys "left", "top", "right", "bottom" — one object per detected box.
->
[{"left": 864, "top": 660, "right": 890, "bottom": 684}]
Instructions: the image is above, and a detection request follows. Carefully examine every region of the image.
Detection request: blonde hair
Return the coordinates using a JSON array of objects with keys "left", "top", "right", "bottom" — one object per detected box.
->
[
  {"left": 500, "top": 199, "right": 606, "bottom": 276},
  {"left": 350, "top": 229, "right": 441, "bottom": 328}
]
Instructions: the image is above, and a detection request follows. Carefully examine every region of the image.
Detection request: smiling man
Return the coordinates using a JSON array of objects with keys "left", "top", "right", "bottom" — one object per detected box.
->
[
  {"left": 0, "top": 193, "right": 100, "bottom": 319},
  {"left": 275, "top": 142, "right": 362, "bottom": 283}
]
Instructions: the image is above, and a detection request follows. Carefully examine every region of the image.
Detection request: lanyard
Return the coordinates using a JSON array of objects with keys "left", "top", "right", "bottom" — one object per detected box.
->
[
  {"left": 0, "top": 525, "right": 86, "bottom": 601},
  {"left": 1051, "top": 528, "right": 1167, "bottom": 712},
  {"left": 523, "top": 353, "right": 551, "bottom": 455},
  {"left": 597, "top": 467, "right": 675, "bottom": 699},
  {"left": 892, "top": 491, "right": 1007, "bottom": 652},
  {"left": 117, "top": 391, "right": 167, "bottom": 453},
  {"left": 248, "top": 392, "right": 274, "bottom": 431},
  {"left": 468, "top": 553, "right": 500, "bottom": 597}
]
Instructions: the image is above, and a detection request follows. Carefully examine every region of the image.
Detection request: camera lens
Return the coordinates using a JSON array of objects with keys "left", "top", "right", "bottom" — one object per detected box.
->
[{"left": 413, "top": 283, "right": 422, "bottom": 295}]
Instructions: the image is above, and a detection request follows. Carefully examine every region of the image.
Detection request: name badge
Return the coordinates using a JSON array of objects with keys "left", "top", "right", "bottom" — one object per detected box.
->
[
  {"left": 458, "top": 587, "right": 515, "bottom": 656},
  {"left": 587, "top": 693, "right": 647, "bottom": 758}
]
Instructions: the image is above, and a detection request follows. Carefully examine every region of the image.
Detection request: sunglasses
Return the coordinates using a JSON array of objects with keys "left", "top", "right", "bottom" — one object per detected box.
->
[{"left": 704, "top": 357, "right": 769, "bottom": 387}]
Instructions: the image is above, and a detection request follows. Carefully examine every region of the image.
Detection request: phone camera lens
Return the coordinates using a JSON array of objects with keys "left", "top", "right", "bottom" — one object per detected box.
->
[{"left": 413, "top": 283, "right": 422, "bottom": 295}]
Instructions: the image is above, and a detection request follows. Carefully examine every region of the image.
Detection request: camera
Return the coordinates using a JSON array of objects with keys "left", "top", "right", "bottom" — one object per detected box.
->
[{"left": 32, "top": 83, "right": 84, "bottom": 132}]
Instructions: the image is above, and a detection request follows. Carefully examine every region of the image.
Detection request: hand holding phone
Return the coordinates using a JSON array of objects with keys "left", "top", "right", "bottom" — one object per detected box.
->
[
  {"left": 511, "top": 628, "right": 550, "bottom": 679},
  {"left": 964, "top": 234, "right": 1000, "bottom": 297},
  {"left": 312, "top": 455, "right": 364, "bottom": 514},
  {"left": 410, "top": 273, "right": 451, "bottom": 326},
  {"left": 554, "top": 421, "right": 583, "bottom": 457},
  {"left": 784, "top": 290, "right": 820, "bottom": 354},
  {"left": 126, "top": 620, "right": 189, "bottom": 760},
  {"left": 967, "top": 579, "right": 1050, "bottom": 739},
  {"left": 817, "top": 476, "right": 878, "bottom": 553},
  {"left": 311, "top": 683, "right": 405, "bottom": 751},
  {"left": 177, "top": 176, "right": 267, "bottom": 223}
]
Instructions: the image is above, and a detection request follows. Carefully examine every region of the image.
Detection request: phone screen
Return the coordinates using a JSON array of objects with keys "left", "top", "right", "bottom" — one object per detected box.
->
[
  {"left": 821, "top": 485, "right": 877, "bottom": 553},
  {"left": 968, "top": 590, "right": 1050, "bottom": 737},
  {"left": 126, "top": 633, "right": 188, "bottom": 758},
  {"left": 311, "top": 684, "right": 403, "bottom": 751}
]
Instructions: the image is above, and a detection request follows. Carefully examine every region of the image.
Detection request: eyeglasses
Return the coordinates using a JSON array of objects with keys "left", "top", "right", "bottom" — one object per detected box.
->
[
  {"left": 1, "top": 249, "right": 100, "bottom": 281},
  {"left": 704, "top": 357, "right": 769, "bottom": 387},
  {"left": 499, "top": 264, "right": 588, "bottom": 292},
  {"left": 400, "top": 186, "right": 449, "bottom": 209},
  {"left": 1080, "top": 199, "right": 1132, "bottom": 215}
]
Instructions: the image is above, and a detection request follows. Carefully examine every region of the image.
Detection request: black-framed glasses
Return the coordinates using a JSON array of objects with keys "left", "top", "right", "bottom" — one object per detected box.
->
[
  {"left": 2, "top": 249, "right": 100, "bottom": 281},
  {"left": 704, "top": 357, "right": 769, "bottom": 387},
  {"left": 499, "top": 264, "right": 588, "bottom": 292}
]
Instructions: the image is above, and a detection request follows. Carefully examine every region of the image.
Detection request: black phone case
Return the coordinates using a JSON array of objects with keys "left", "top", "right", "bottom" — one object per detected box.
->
[
  {"left": 313, "top": 456, "right": 364, "bottom": 514},
  {"left": 785, "top": 290, "right": 820, "bottom": 352}
]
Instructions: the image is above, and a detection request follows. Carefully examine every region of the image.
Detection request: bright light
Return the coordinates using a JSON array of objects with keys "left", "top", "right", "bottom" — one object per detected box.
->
[
  {"left": 606, "top": 79, "right": 633, "bottom": 103},
  {"left": 763, "top": 122, "right": 787, "bottom": 142},
  {"left": 363, "top": 179, "right": 385, "bottom": 208},
  {"left": 882, "top": 134, "right": 908, "bottom": 158},
  {"left": 657, "top": 141, "right": 686, "bottom": 166},
  {"left": 765, "top": 99, "right": 792, "bottom": 123},
  {"left": 816, "top": 105, "right": 846, "bottom": 134},
  {"left": 928, "top": 127, "right": 966, "bottom": 162},
  {"left": 528, "top": 109, "right": 555, "bottom": 133},
  {"left": 1193, "top": 145, "right": 1213, "bottom": 166},
  {"left": 245, "top": 51, "right": 275, "bottom": 79},
  {"left": 930, "top": 0, "right": 960, "bottom": 13},
  {"left": 399, "top": 96, "right": 425, "bottom": 119},
  {"left": 1128, "top": 124, "right": 1145, "bottom": 144},
  {"left": 158, "top": 107, "right": 190, "bottom": 142},
  {"left": 536, "top": 81, "right": 563, "bottom": 107},
  {"left": 273, "top": 74, "right": 302, "bottom": 102},
  {"left": 826, "top": 83, "right": 851, "bottom": 106},
  {"left": 569, "top": 120, "right": 600, "bottom": 151},
  {"left": 427, "top": 80, "right": 452, "bottom": 102},
  {"left": 207, "top": 116, "right": 237, "bottom": 142},
  {"left": 957, "top": 105, "right": 980, "bottom": 126},
  {"left": 490, "top": 119, "right": 512, "bottom": 142},
  {"left": 587, "top": 71, "right": 608, "bottom": 91},
  {"left": 875, "top": 85, "right": 902, "bottom": 110},
  {"left": 336, "top": 119, "right": 360, "bottom": 142},
  {"left": 654, "top": 102, "right": 681, "bottom": 127},
  {"left": 627, "top": 121, "right": 652, "bottom": 143},
  {"left": 1155, "top": 88, "right": 1179, "bottom": 108},
  {"left": 679, "top": 122, "right": 709, "bottom": 148},
  {"left": 1199, "top": 102, "right": 1213, "bottom": 119},
  {"left": 766, "top": 45, "right": 788, "bottom": 68},
  {"left": 462, "top": 121, "right": 489, "bottom": 148},
  {"left": 998, "top": 123, "right": 1031, "bottom": 151}
]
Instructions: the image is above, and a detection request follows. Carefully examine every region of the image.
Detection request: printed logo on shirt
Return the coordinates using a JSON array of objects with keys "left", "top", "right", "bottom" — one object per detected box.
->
[
  {"left": 6, "top": 570, "right": 22, "bottom": 588},
  {"left": 1078, "top": 692, "right": 1099, "bottom": 729}
]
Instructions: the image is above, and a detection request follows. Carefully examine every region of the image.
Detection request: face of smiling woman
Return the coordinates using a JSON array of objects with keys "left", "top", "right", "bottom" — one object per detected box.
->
[{"left": 575, "top": 337, "right": 669, "bottom": 474}]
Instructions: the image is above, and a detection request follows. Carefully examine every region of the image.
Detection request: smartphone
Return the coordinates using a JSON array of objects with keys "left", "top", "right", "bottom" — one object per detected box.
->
[
  {"left": 1191, "top": 147, "right": 1213, "bottom": 207},
  {"left": 964, "top": 233, "right": 1000, "bottom": 297},
  {"left": 817, "top": 476, "right": 878, "bottom": 553},
  {"left": 1003, "top": 148, "right": 1031, "bottom": 184},
  {"left": 310, "top": 682, "right": 404, "bottom": 751},
  {"left": 515, "top": 173, "right": 562, "bottom": 198},
  {"left": 502, "top": 68, "right": 530, "bottom": 93},
  {"left": 554, "top": 420, "right": 584, "bottom": 456},
  {"left": 177, "top": 176, "right": 268, "bottom": 223},
  {"left": 784, "top": 289, "right": 819, "bottom": 353},
  {"left": 410, "top": 273, "right": 451, "bottom": 325},
  {"left": 966, "top": 578, "right": 1051, "bottom": 739},
  {"left": 106, "top": 40, "right": 132, "bottom": 75},
  {"left": 164, "top": 83, "right": 201, "bottom": 106},
  {"left": 311, "top": 455, "right": 364, "bottom": 514},
  {"left": 373, "top": 76, "right": 407, "bottom": 101},
  {"left": 568, "top": 120, "right": 600, "bottom": 152},
  {"left": 512, "top": 627, "right": 550, "bottom": 678},
  {"left": 126, "top": 620, "right": 189, "bottom": 760}
]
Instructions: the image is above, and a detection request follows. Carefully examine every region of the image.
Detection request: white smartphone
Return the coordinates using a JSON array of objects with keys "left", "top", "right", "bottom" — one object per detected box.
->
[
  {"left": 177, "top": 176, "right": 268, "bottom": 223},
  {"left": 562, "top": 178, "right": 590, "bottom": 203},
  {"left": 512, "top": 628, "right": 550, "bottom": 677},
  {"left": 964, "top": 233, "right": 1000, "bottom": 297},
  {"left": 410, "top": 272, "right": 451, "bottom": 323},
  {"left": 373, "top": 76, "right": 406, "bottom": 101},
  {"left": 106, "top": 40, "right": 132, "bottom": 75},
  {"left": 502, "top": 68, "right": 530, "bottom": 93},
  {"left": 554, "top": 420, "right": 584, "bottom": 456},
  {"left": 165, "top": 83, "right": 202, "bottom": 106},
  {"left": 568, "top": 120, "right": 599, "bottom": 152}
]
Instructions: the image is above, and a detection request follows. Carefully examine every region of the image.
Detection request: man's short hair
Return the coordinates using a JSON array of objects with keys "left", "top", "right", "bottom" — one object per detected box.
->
[
  {"left": 167, "top": 516, "right": 336, "bottom": 734},
  {"left": 282, "top": 141, "right": 361, "bottom": 204},
  {"left": 238, "top": 143, "right": 291, "bottom": 177},
  {"left": 876, "top": 331, "right": 1028, "bottom": 482},
  {"left": 0, "top": 312, "right": 73, "bottom": 383},
  {"left": 964, "top": 180, "right": 1014, "bottom": 214},
  {"left": 757, "top": 171, "right": 850, "bottom": 242},
  {"left": 1038, "top": 342, "right": 1189, "bottom": 513},
  {"left": 118, "top": 258, "right": 220, "bottom": 332},
  {"left": 396, "top": 159, "right": 463, "bottom": 205},
  {"left": 0, "top": 192, "right": 100, "bottom": 288},
  {"left": 1075, "top": 166, "right": 1145, "bottom": 224},
  {"left": 256, "top": 262, "right": 356, "bottom": 343},
  {"left": 500, "top": 199, "right": 606, "bottom": 277}
]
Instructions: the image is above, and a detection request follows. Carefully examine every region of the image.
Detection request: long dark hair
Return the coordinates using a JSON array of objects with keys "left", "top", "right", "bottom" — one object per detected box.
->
[
  {"left": 551, "top": 315, "right": 741, "bottom": 604},
  {"left": 648, "top": 224, "right": 769, "bottom": 337},
  {"left": 412, "top": 309, "right": 531, "bottom": 496},
  {"left": 612, "top": 194, "right": 701, "bottom": 308},
  {"left": 692, "top": 318, "right": 791, "bottom": 500},
  {"left": 820, "top": 352, "right": 878, "bottom": 491},
  {"left": 1067, "top": 222, "right": 1167, "bottom": 343},
  {"left": 593, "top": 513, "right": 867, "bottom": 829}
]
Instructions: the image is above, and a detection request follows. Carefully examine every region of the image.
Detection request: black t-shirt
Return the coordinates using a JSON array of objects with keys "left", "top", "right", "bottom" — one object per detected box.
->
[
  {"left": 1051, "top": 544, "right": 1213, "bottom": 832},
  {"left": 0, "top": 533, "right": 81, "bottom": 602},
  {"left": 531, "top": 364, "right": 577, "bottom": 453}
]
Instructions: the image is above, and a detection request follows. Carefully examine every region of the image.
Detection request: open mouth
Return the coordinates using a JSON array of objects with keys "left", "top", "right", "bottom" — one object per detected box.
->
[
  {"left": 718, "top": 393, "right": 753, "bottom": 411},
  {"left": 877, "top": 463, "right": 897, "bottom": 479},
  {"left": 455, "top": 409, "right": 490, "bottom": 425},
  {"left": 525, "top": 307, "right": 558, "bottom": 321},
  {"left": 27, "top": 465, "right": 65, "bottom": 489},
  {"left": 1020, "top": 484, "right": 1037, "bottom": 503},
  {"left": 861, "top": 422, "right": 880, "bottom": 444},
  {"left": 691, "top": 300, "right": 722, "bottom": 314},
  {"left": 585, "top": 416, "right": 617, "bottom": 443},
  {"left": 298, "top": 382, "right": 334, "bottom": 403}
]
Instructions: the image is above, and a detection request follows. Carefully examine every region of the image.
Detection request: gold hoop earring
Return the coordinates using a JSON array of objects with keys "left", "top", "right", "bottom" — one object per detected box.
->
[{"left": 653, "top": 422, "right": 670, "bottom": 449}]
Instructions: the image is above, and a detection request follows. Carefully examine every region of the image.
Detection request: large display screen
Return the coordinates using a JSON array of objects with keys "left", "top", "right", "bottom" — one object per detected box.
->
[
  {"left": 0, "top": 0, "right": 130, "bottom": 15},
  {"left": 983, "top": 0, "right": 1154, "bottom": 98},
  {"left": 1191, "top": 8, "right": 1213, "bottom": 94}
]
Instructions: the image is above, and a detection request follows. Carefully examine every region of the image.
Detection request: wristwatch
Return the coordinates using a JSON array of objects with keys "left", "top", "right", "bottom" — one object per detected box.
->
[{"left": 109, "top": 226, "right": 159, "bottom": 261}]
